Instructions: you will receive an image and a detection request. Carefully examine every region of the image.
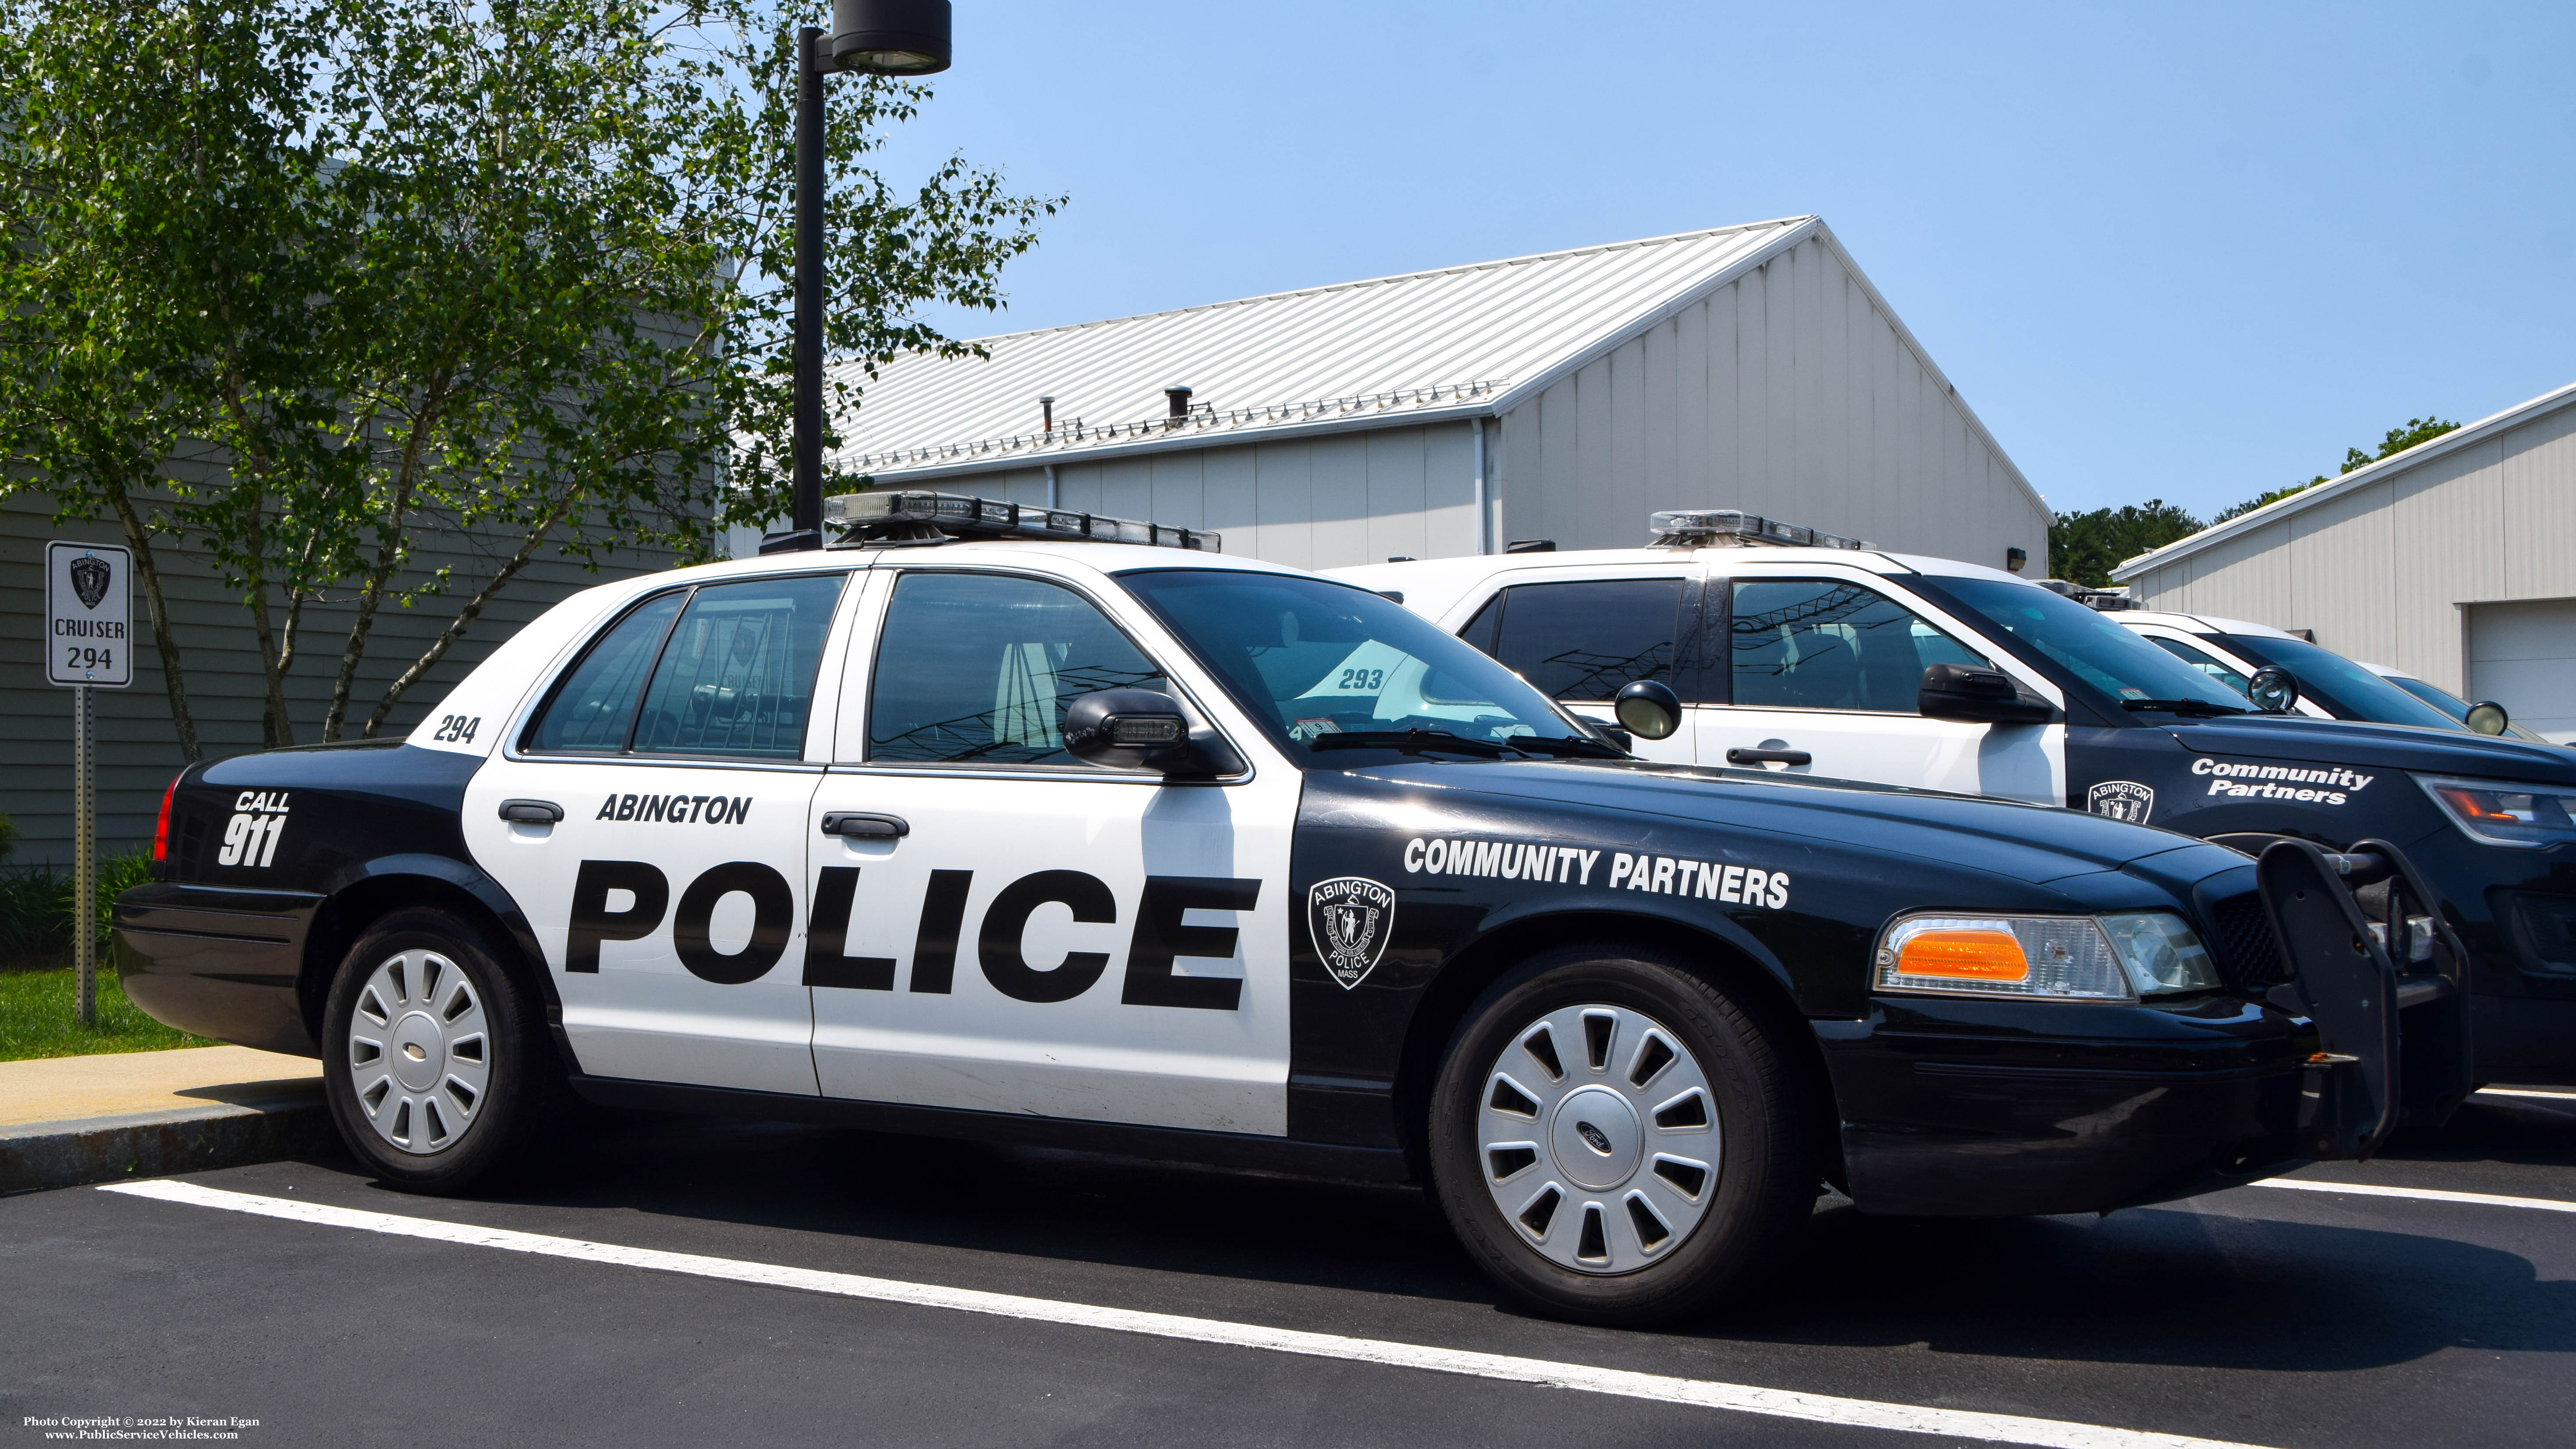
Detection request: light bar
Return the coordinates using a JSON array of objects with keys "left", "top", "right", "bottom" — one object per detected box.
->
[
  {"left": 824, "top": 490, "right": 1221, "bottom": 552},
  {"left": 1648, "top": 510, "right": 1867, "bottom": 551}
]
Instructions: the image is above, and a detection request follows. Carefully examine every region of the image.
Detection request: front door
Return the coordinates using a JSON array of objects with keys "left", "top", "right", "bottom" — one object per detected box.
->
[
  {"left": 805, "top": 566, "right": 1297, "bottom": 1134},
  {"left": 462, "top": 571, "right": 851, "bottom": 1095},
  {"left": 1694, "top": 573, "right": 2062, "bottom": 803}
]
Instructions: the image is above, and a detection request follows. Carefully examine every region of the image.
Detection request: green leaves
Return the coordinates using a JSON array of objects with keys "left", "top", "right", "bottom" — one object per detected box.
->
[
  {"left": 2047, "top": 500, "right": 2205, "bottom": 588},
  {"left": 2, "top": 0, "right": 1057, "bottom": 748}
]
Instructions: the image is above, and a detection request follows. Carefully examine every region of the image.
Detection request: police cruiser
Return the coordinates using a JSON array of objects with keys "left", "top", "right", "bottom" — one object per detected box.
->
[
  {"left": 1337, "top": 511, "right": 2576, "bottom": 1087},
  {"left": 2112, "top": 607, "right": 2552, "bottom": 743},
  {"left": 117, "top": 492, "right": 2467, "bottom": 1326}
]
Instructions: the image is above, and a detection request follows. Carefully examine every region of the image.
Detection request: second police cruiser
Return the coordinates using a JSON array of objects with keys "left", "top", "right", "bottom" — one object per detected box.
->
[
  {"left": 1339, "top": 510, "right": 2576, "bottom": 1088},
  {"left": 117, "top": 493, "right": 2470, "bottom": 1325}
]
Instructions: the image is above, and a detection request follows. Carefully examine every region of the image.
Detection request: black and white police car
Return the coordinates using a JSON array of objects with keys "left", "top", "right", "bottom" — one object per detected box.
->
[
  {"left": 1337, "top": 510, "right": 2576, "bottom": 1087},
  {"left": 118, "top": 492, "right": 2466, "bottom": 1325},
  {"left": 2111, "top": 606, "right": 2554, "bottom": 743}
]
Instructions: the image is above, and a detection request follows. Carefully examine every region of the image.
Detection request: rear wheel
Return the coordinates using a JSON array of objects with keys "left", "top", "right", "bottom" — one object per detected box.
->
[
  {"left": 1428, "top": 944, "right": 1815, "bottom": 1325},
  {"left": 321, "top": 907, "right": 564, "bottom": 1193}
]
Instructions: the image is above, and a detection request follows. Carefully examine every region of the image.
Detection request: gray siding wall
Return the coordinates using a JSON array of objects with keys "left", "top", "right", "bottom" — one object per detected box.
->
[
  {"left": 2122, "top": 399, "right": 2576, "bottom": 694},
  {"left": 3, "top": 488, "right": 679, "bottom": 866},
  {"left": 935, "top": 422, "right": 1481, "bottom": 570},
  {"left": 1492, "top": 234, "right": 2048, "bottom": 565}
]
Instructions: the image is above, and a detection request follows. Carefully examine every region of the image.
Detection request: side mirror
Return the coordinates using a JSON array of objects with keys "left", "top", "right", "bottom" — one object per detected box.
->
[
  {"left": 1919, "top": 663, "right": 2054, "bottom": 724},
  {"left": 1613, "top": 679, "right": 1683, "bottom": 740},
  {"left": 2247, "top": 666, "right": 2299, "bottom": 715},
  {"left": 1062, "top": 689, "right": 1244, "bottom": 777},
  {"left": 2465, "top": 700, "right": 2510, "bottom": 736}
]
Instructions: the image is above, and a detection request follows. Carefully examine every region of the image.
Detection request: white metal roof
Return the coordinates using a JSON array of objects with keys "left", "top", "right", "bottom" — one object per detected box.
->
[
  {"left": 2111, "top": 377, "right": 2576, "bottom": 581},
  {"left": 828, "top": 217, "right": 1821, "bottom": 478}
]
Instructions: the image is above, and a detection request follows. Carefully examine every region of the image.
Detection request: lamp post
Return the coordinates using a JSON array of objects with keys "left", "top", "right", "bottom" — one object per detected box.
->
[{"left": 783, "top": 0, "right": 951, "bottom": 553}]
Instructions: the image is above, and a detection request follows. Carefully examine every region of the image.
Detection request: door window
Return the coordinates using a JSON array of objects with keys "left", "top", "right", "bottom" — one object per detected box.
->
[
  {"left": 522, "top": 575, "right": 844, "bottom": 758},
  {"left": 2145, "top": 635, "right": 2252, "bottom": 698},
  {"left": 1485, "top": 578, "right": 1686, "bottom": 702},
  {"left": 1730, "top": 579, "right": 1986, "bottom": 712},
  {"left": 868, "top": 572, "right": 1167, "bottom": 765},
  {"left": 632, "top": 577, "right": 845, "bottom": 758},
  {"left": 524, "top": 590, "right": 685, "bottom": 752}
]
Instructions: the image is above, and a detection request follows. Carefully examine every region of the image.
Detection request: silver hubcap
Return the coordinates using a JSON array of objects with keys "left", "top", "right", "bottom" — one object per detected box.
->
[
  {"left": 347, "top": 949, "right": 490, "bottom": 1155},
  {"left": 1478, "top": 1003, "right": 1718, "bottom": 1274}
]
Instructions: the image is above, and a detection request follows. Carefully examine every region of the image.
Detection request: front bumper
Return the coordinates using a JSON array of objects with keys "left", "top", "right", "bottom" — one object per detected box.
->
[
  {"left": 1820, "top": 838, "right": 2474, "bottom": 1217},
  {"left": 1817, "top": 995, "right": 2314, "bottom": 1217}
]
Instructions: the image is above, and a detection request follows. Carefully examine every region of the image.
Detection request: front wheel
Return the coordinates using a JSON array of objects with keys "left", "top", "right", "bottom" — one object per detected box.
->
[
  {"left": 1427, "top": 945, "right": 1816, "bottom": 1325},
  {"left": 321, "top": 907, "right": 564, "bottom": 1193}
]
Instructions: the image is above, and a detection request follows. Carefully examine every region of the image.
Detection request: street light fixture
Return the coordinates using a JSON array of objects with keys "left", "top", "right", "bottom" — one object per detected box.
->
[{"left": 778, "top": 0, "right": 953, "bottom": 554}]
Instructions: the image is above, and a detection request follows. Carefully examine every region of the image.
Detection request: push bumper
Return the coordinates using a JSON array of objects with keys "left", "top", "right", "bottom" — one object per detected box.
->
[{"left": 1819, "top": 838, "right": 2473, "bottom": 1217}]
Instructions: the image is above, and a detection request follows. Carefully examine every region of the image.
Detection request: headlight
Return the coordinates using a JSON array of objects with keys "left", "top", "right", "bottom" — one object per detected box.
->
[
  {"left": 2416, "top": 774, "right": 2576, "bottom": 849},
  {"left": 1875, "top": 912, "right": 2220, "bottom": 1000}
]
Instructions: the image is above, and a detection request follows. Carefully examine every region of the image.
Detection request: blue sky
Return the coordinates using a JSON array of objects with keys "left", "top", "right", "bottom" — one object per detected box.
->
[{"left": 866, "top": 1, "right": 2576, "bottom": 522}]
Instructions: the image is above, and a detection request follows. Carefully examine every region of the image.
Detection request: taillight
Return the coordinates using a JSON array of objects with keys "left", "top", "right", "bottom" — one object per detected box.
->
[{"left": 153, "top": 772, "right": 181, "bottom": 863}]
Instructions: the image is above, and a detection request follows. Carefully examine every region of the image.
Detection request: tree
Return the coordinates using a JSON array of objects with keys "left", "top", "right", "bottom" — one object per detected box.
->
[
  {"left": 313, "top": 0, "right": 1058, "bottom": 739},
  {"left": 2213, "top": 414, "right": 2461, "bottom": 524},
  {"left": 2047, "top": 500, "right": 2203, "bottom": 587}
]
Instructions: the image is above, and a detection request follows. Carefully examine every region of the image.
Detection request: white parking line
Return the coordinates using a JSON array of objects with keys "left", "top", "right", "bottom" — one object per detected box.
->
[
  {"left": 101, "top": 1180, "right": 2266, "bottom": 1449},
  {"left": 2253, "top": 1179, "right": 2576, "bottom": 1213},
  {"left": 2477, "top": 1087, "right": 2576, "bottom": 1101}
]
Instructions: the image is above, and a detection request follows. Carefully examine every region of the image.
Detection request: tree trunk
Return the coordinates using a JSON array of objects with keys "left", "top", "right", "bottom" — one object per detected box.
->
[
  {"left": 102, "top": 479, "right": 201, "bottom": 765},
  {"left": 363, "top": 505, "right": 562, "bottom": 738},
  {"left": 324, "top": 384, "right": 442, "bottom": 741}
]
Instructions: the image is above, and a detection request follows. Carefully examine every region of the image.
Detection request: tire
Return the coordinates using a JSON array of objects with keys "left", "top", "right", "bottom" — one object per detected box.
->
[
  {"left": 1427, "top": 943, "right": 1816, "bottom": 1326},
  {"left": 320, "top": 907, "right": 568, "bottom": 1193}
]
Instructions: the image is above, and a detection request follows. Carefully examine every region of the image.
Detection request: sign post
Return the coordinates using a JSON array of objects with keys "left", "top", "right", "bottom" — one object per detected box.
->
[{"left": 46, "top": 541, "right": 133, "bottom": 1026}]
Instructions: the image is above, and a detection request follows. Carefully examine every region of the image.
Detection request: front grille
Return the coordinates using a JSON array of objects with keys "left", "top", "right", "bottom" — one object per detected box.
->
[{"left": 2207, "top": 892, "right": 2290, "bottom": 989}]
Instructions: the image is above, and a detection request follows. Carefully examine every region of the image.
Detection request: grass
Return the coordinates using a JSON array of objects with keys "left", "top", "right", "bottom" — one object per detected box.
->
[
  {"left": 0, "top": 963, "right": 215, "bottom": 1062},
  {"left": 0, "top": 850, "right": 213, "bottom": 1061}
]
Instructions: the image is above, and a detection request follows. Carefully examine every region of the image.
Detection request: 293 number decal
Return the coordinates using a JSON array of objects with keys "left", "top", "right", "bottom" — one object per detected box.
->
[
  {"left": 431, "top": 714, "right": 481, "bottom": 743},
  {"left": 1336, "top": 668, "right": 1385, "bottom": 691}
]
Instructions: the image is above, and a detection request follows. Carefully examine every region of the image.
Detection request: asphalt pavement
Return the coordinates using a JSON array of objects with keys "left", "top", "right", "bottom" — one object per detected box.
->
[{"left": 4, "top": 1090, "right": 2572, "bottom": 1449}]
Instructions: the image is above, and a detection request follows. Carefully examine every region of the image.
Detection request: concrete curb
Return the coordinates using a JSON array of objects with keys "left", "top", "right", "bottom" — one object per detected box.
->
[{"left": 0, "top": 1091, "right": 337, "bottom": 1195}]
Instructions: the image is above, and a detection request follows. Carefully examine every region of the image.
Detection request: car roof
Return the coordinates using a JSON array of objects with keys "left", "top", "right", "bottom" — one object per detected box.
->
[
  {"left": 2115, "top": 610, "right": 2303, "bottom": 639},
  {"left": 1327, "top": 546, "right": 2035, "bottom": 624}
]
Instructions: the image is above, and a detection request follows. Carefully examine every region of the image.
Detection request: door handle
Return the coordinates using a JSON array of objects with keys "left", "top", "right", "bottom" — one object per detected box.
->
[
  {"left": 821, "top": 811, "right": 909, "bottom": 840},
  {"left": 498, "top": 799, "right": 564, "bottom": 823},
  {"left": 1726, "top": 748, "right": 1812, "bottom": 767}
]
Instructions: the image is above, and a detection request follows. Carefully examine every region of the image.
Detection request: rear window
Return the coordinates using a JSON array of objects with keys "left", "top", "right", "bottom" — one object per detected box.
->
[{"left": 524, "top": 574, "right": 845, "bottom": 758}]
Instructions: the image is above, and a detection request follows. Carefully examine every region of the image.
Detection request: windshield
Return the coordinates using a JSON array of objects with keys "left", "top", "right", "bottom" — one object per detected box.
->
[
  {"left": 2222, "top": 635, "right": 2473, "bottom": 732},
  {"left": 2383, "top": 673, "right": 2553, "bottom": 742},
  {"left": 1926, "top": 577, "right": 2249, "bottom": 712},
  {"left": 1117, "top": 569, "right": 1604, "bottom": 761}
]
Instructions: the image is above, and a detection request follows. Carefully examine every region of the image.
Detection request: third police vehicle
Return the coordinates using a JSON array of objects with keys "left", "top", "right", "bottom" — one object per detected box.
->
[
  {"left": 1338, "top": 511, "right": 2576, "bottom": 1085},
  {"left": 116, "top": 493, "right": 2467, "bottom": 1325}
]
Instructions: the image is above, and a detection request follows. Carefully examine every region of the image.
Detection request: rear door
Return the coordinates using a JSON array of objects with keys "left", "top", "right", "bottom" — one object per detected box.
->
[
  {"left": 803, "top": 563, "right": 1299, "bottom": 1134},
  {"left": 1453, "top": 566, "right": 1705, "bottom": 763},
  {"left": 1696, "top": 566, "right": 2064, "bottom": 804},
  {"left": 461, "top": 570, "right": 855, "bottom": 1095}
]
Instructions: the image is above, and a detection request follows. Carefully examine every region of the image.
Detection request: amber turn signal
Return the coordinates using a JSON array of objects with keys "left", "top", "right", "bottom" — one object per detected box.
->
[{"left": 1894, "top": 928, "right": 2030, "bottom": 982}]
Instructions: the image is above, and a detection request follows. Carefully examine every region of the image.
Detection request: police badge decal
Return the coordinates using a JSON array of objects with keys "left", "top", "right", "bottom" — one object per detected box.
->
[
  {"left": 2087, "top": 780, "right": 2155, "bottom": 824},
  {"left": 1306, "top": 877, "right": 1396, "bottom": 990},
  {"left": 70, "top": 553, "right": 110, "bottom": 609}
]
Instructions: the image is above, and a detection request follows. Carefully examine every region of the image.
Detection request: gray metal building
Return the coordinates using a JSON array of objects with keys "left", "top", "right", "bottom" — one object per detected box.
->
[
  {"left": 827, "top": 217, "right": 2048, "bottom": 572},
  {"left": 2115, "top": 379, "right": 2576, "bottom": 743}
]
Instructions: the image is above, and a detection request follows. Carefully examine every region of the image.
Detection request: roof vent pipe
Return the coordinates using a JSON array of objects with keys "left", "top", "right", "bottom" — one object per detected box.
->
[
  {"left": 1040, "top": 395, "right": 1054, "bottom": 433},
  {"left": 1165, "top": 385, "right": 1193, "bottom": 421}
]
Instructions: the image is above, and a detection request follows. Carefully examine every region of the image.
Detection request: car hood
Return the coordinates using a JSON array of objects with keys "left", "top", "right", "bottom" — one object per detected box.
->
[
  {"left": 2158, "top": 715, "right": 2576, "bottom": 785},
  {"left": 1348, "top": 759, "right": 2228, "bottom": 886}
]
